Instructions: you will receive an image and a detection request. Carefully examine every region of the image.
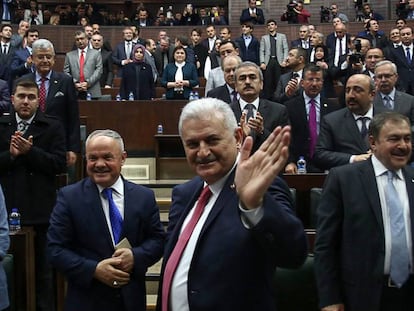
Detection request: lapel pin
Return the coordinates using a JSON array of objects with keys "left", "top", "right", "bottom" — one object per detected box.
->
[
  {"left": 323, "top": 103, "right": 327, "bottom": 107},
  {"left": 54, "top": 80, "right": 58, "bottom": 84},
  {"left": 230, "top": 184, "right": 236, "bottom": 189},
  {"left": 411, "top": 179, "right": 414, "bottom": 182}
]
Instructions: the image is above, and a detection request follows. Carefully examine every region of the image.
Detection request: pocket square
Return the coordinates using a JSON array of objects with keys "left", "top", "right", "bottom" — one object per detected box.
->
[{"left": 54, "top": 91, "right": 65, "bottom": 97}]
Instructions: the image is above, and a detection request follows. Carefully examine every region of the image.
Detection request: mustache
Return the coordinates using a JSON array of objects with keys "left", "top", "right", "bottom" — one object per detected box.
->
[
  {"left": 392, "top": 149, "right": 411, "bottom": 157},
  {"left": 195, "top": 154, "right": 217, "bottom": 164}
]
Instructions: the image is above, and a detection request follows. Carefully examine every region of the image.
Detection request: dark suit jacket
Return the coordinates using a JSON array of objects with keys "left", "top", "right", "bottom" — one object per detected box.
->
[
  {"left": 273, "top": 70, "right": 303, "bottom": 104},
  {"left": 0, "top": 79, "right": 10, "bottom": 114},
  {"left": 0, "top": 110, "right": 66, "bottom": 224},
  {"left": 161, "top": 62, "right": 199, "bottom": 100},
  {"left": 314, "top": 160, "right": 414, "bottom": 310},
  {"left": 0, "top": 44, "right": 17, "bottom": 82},
  {"left": 154, "top": 45, "right": 174, "bottom": 78},
  {"left": 100, "top": 49, "right": 114, "bottom": 87},
  {"left": 389, "top": 45, "right": 414, "bottom": 94},
  {"left": 206, "top": 84, "right": 232, "bottom": 104},
  {"left": 325, "top": 34, "right": 349, "bottom": 62},
  {"left": 230, "top": 98, "right": 290, "bottom": 152},
  {"left": 120, "top": 62, "right": 155, "bottom": 100},
  {"left": 313, "top": 106, "right": 386, "bottom": 170},
  {"left": 47, "top": 177, "right": 165, "bottom": 311},
  {"left": 10, "top": 47, "right": 31, "bottom": 81},
  {"left": 239, "top": 8, "right": 265, "bottom": 24},
  {"left": 112, "top": 41, "right": 133, "bottom": 77},
  {"left": 235, "top": 35, "right": 260, "bottom": 65},
  {"left": 284, "top": 95, "right": 341, "bottom": 172},
  {"left": 20, "top": 71, "right": 81, "bottom": 153},
  {"left": 373, "top": 91, "right": 414, "bottom": 124},
  {"left": 157, "top": 170, "right": 307, "bottom": 310},
  {"left": 290, "top": 38, "right": 310, "bottom": 49}
]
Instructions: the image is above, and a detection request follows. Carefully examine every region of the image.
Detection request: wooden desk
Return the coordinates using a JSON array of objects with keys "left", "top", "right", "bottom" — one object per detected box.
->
[
  {"left": 154, "top": 134, "right": 193, "bottom": 179},
  {"left": 79, "top": 100, "right": 186, "bottom": 156},
  {"left": 9, "top": 227, "right": 36, "bottom": 311}
]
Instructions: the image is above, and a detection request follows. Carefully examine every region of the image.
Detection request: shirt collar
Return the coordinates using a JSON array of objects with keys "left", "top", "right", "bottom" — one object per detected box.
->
[
  {"left": 380, "top": 88, "right": 396, "bottom": 100},
  {"left": 303, "top": 93, "right": 321, "bottom": 105},
  {"left": 96, "top": 176, "right": 124, "bottom": 197},
  {"left": 207, "top": 153, "right": 240, "bottom": 196},
  {"left": 15, "top": 112, "right": 36, "bottom": 124},
  {"left": 371, "top": 154, "right": 403, "bottom": 180},
  {"left": 35, "top": 70, "right": 52, "bottom": 81},
  {"left": 239, "top": 97, "right": 259, "bottom": 111},
  {"left": 352, "top": 105, "right": 373, "bottom": 120}
]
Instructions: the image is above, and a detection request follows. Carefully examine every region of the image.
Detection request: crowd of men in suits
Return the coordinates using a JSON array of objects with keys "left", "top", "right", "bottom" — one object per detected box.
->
[{"left": 1, "top": 7, "right": 414, "bottom": 310}]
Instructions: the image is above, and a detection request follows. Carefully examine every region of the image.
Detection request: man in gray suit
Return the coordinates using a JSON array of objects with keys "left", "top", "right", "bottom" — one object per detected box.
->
[
  {"left": 374, "top": 60, "right": 414, "bottom": 124},
  {"left": 259, "top": 19, "right": 288, "bottom": 99},
  {"left": 64, "top": 30, "right": 103, "bottom": 100},
  {"left": 205, "top": 40, "right": 239, "bottom": 94}
]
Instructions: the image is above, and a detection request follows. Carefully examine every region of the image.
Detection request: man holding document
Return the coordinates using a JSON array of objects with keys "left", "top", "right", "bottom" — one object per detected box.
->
[{"left": 48, "top": 129, "right": 165, "bottom": 311}]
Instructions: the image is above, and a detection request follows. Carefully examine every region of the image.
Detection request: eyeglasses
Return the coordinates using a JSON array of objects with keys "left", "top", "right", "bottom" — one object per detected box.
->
[{"left": 375, "top": 74, "right": 396, "bottom": 80}]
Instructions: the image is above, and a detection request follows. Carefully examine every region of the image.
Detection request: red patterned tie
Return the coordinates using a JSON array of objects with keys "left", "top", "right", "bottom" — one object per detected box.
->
[
  {"left": 39, "top": 77, "right": 47, "bottom": 112},
  {"left": 79, "top": 49, "right": 85, "bottom": 82},
  {"left": 161, "top": 186, "right": 212, "bottom": 311}
]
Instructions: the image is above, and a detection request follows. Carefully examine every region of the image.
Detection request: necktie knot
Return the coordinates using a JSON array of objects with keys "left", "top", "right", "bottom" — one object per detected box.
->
[
  {"left": 383, "top": 95, "right": 392, "bottom": 109},
  {"left": 102, "top": 187, "right": 113, "bottom": 200},
  {"left": 18, "top": 120, "right": 29, "bottom": 133}
]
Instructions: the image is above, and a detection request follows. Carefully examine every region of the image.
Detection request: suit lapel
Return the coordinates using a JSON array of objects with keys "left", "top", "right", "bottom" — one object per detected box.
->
[
  {"left": 402, "top": 167, "right": 414, "bottom": 259},
  {"left": 47, "top": 71, "right": 60, "bottom": 104},
  {"left": 344, "top": 109, "right": 367, "bottom": 150},
  {"left": 359, "top": 161, "right": 384, "bottom": 231}
]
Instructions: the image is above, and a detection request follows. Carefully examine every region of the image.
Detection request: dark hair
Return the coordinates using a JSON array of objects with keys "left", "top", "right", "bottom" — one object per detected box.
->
[
  {"left": 219, "top": 39, "right": 238, "bottom": 50},
  {"left": 365, "top": 19, "right": 378, "bottom": 30},
  {"left": 369, "top": 112, "right": 410, "bottom": 140},
  {"left": 173, "top": 45, "right": 186, "bottom": 58},
  {"left": 0, "top": 24, "right": 12, "bottom": 32},
  {"left": 25, "top": 27, "right": 39, "bottom": 37},
  {"left": 313, "top": 44, "right": 328, "bottom": 61},
  {"left": 303, "top": 63, "right": 323, "bottom": 76},
  {"left": 13, "top": 79, "right": 39, "bottom": 95},
  {"left": 292, "top": 46, "right": 308, "bottom": 61},
  {"left": 191, "top": 28, "right": 202, "bottom": 36},
  {"left": 396, "top": 18, "right": 407, "bottom": 25},
  {"left": 266, "top": 19, "right": 277, "bottom": 25}
]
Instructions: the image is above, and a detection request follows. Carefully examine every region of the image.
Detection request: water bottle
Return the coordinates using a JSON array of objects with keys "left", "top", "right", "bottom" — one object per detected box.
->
[
  {"left": 115, "top": 94, "right": 121, "bottom": 101},
  {"left": 9, "top": 208, "right": 21, "bottom": 233},
  {"left": 297, "top": 156, "right": 307, "bottom": 174},
  {"left": 86, "top": 92, "right": 92, "bottom": 101},
  {"left": 128, "top": 92, "right": 134, "bottom": 101},
  {"left": 157, "top": 124, "right": 164, "bottom": 134},
  {"left": 189, "top": 91, "right": 194, "bottom": 101},
  {"left": 194, "top": 91, "right": 199, "bottom": 100}
]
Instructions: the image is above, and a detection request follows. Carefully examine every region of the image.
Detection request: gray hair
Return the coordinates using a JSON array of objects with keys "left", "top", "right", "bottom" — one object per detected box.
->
[
  {"left": 32, "top": 39, "right": 55, "bottom": 55},
  {"left": 178, "top": 98, "right": 237, "bottom": 137},
  {"left": 86, "top": 129, "right": 125, "bottom": 152},
  {"left": 234, "top": 61, "right": 263, "bottom": 81},
  {"left": 375, "top": 60, "right": 398, "bottom": 74},
  {"left": 221, "top": 55, "right": 242, "bottom": 70}
]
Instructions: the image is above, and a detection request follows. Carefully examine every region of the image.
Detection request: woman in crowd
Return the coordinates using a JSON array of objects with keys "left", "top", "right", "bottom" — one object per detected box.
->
[
  {"left": 24, "top": 0, "right": 43, "bottom": 25},
  {"left": 162, "top": 46, "right": 199, "bottom": 100},
  {"left": 120, "top": 44, "right": 155, "bottom": 100},
  {"left": 311, "top": 44, "right": 337, "bottom": 98}
]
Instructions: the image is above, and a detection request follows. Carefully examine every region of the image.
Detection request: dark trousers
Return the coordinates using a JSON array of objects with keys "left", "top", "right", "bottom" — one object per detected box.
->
[
  {"left": 262, "top": 58, "right": 281, "bottom": 100},
  {"left": 379, "top": 275, "right": 414, "bottom": 311}
]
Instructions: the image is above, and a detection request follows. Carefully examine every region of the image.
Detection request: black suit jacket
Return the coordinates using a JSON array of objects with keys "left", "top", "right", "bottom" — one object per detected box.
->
[
  {"left": 0, "top": 110, "right": 66, "bottom": 224},
  {"left": 100, "top": 49, "right": 114, "bottom": 87},
  {"left": 239, "top": 8, "right": 265, "bottom": 24},
  {"left": 20, "top": 71, "right": 81, "bottom": 153},
  {"left": 313, "top": 106, "right": 386, "bottom": 170},
  {"left": 284, "top": 95, "right": 341, "bottom": 172},
  {"left": 315, "top": 160, "right": 414, "bottom": 310},
  {"left": 230, "top": 98, "right": 289, "bottom": 152},
  {"left": 389, "top": 45, "right": 414, "bottom": 94},
  {"left": 206, "top": 84, "right": 232, "bottom": 104},
  {"left": 235, "top": 35, "right": 260, "bottom": 65}
]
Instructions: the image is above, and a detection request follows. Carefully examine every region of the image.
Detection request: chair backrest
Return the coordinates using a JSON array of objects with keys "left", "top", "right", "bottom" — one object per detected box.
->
[{"left": 274, "top": 255, "right": 319, "bottom": 311}]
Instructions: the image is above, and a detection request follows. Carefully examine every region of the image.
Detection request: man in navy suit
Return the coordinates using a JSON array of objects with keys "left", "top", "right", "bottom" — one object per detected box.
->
[
  {"left": 112, "top": 27, "right": 135, "bottom": 77},
  {"left": 314, "top": 74, "right": 386, "bottom": 170},
  {"left": 235, "top": 22, "right": 260, "bottom": 65},
  {"left": 158, "top": 97, "right": 307, "bottom": 311},
  {"left": 239, "top": 0, "right": 265, "bottom": 25},
  {"left": 389, "top": 26, "right": 414, "bottom": 96},
  {"left": 315, "top": 112, "right": 414, "bottom": 311},
  {"left": 284, "top": 64, "right": 341, "bottom": 174},
  {"left": 21, "top": 38, "right": 80, "bottom": 167},
  {"left": 48, "top": 129, "right": 165, "bottom": 311},
  {"left": 10, "top": 27, "right": 38, "bottom": 82}
]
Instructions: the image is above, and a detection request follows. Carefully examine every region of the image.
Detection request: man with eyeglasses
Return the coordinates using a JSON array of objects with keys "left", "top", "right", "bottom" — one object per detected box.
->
[{"left": 373, "top": 60, "right": 414, "bottom": 126}]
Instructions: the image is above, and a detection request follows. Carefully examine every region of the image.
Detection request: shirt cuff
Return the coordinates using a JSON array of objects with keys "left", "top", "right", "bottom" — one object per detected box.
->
[{"left": 239, "top": 203, "right": 264, "bottom": 228}]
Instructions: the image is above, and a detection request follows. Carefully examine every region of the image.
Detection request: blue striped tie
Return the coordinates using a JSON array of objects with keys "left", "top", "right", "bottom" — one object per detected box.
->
[{"left": 102, "top": 188, "right": 123, "bottom": 244}]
